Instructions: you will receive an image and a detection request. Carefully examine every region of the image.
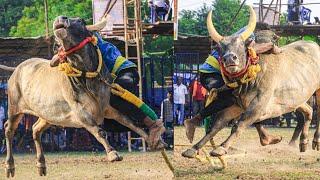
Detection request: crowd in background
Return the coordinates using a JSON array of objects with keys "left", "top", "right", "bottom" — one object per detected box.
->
[{"left": 172, "top": 75, "right": 319, "bottom": 128}]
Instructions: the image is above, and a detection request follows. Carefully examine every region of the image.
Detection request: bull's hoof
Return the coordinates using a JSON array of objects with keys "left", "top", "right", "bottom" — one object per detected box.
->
[
  {"left": 107, "top": 150, "right": 123, "bottom": 162},
  {"left": 288, "top": 141, "right": 297, "bottom": 147},
  {"left": 210, "top": 146, "right": 227, "bottom": 157},
  {"left": 181, "top": 148, "right": 197, "bottom": 158},
  {"left": 150, "top": 139, "right": 167, "bottom": 151},
  {"left": 184, "top": 119, "right": 197, "bottom": 143},
  {"left": 38, "top": 166, "right": 47, "bottom": 176},
  {"left": 299, "top": 142, "right": 308, "bottom": 152},
  {"left": 312, "top": 140, "right": 320, "bottom": 151},
  {"left": 5, "top": 167, "right": 15, "bottom": 178},
  {"left": 260, "top": 135, "right": 282, "bottom": 146}
]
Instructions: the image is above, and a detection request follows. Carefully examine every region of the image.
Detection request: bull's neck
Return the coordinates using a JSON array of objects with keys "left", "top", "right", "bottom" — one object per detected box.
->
[{"left": 77, "top": 44, "right": 100, "bottom": 73}]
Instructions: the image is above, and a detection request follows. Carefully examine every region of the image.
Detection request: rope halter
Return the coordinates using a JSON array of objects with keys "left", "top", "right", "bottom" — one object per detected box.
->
[{"left": 57, "top": 36, "right": 102, "bottom": 78}]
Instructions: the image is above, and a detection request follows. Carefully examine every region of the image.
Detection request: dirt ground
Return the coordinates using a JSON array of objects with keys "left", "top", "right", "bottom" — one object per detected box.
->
[
  {"left": 0, "top": 151, "right": 173, "bottom": 179},
  {"left": 173, "top": 126, "right": 320, "bottom": 179}
]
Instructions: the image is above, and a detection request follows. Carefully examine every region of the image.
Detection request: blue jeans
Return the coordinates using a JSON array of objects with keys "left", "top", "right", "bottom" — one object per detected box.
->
[{"left": 174, "top": 103, "right": 185, "bottom": 125}]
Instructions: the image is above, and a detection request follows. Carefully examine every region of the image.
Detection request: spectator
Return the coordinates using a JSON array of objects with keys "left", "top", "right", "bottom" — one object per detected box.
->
[
  {"left": 173, "top": 77, "right": 188, "bottom": 125},
  {"left": 189, "top": 75, "right": 206, "bottom": 117},
  {"left": 149, "top": 0, "right": 169, "bottom": 23},
  {"left": 160, "top": 89, "right": 173, "bottom": 128}
]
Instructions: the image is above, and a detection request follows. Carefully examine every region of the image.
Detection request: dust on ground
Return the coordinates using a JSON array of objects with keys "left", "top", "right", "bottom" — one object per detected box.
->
[
  {"left": 173, "top": 126, "right": 320, "bottom": 179},
  {"left": 0, "top": 151, "right": 173, "bottom": 180}
]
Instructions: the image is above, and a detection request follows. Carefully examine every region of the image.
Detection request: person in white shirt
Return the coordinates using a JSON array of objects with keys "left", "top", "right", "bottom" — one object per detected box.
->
[{"left": 173, "top": 77, "right": 188, "bottom": 125}]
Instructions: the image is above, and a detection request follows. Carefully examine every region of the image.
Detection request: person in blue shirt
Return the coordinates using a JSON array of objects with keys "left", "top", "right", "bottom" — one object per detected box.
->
[{"left": 94, "top": 33, "right": 165, "bottom": 146}]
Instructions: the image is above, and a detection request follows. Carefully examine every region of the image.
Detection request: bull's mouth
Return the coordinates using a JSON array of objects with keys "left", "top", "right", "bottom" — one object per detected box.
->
[
  {"left": 53, "top": 22, "right": 68, "bottom": 40},
  {"left": 54, "top": 23, "right": 65, "bottom": 30},
  {"left": 225, "top": 64, "right": 238, "bottom": 68}
]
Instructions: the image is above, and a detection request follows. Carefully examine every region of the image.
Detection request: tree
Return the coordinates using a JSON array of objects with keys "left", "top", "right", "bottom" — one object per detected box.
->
[
  {"left": 0, "top": 0, "right": 33, "bottom": 37},
  {"left": 10, "top": 0, "right": 92, "bottom": 37},
  {"left": 211, "top": 0, "right": 249, "bottom": 35},
  {"left": 178, "top": 0, "right": 250, "bottom": 36}
]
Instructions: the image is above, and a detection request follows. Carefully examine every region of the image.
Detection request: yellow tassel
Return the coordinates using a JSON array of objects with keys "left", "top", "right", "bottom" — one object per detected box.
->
[
  {"left": 111, "top": 83, "right": 144, "bottom": 107},
  {"left": 247, "top": 47, "right": 257, "bottom": 59},
  {"left": 205, "top": 89, "right": 218, "bottom": 107}
]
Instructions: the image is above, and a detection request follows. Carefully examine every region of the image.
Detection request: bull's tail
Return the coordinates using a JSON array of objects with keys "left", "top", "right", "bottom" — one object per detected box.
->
[{"left": 0, "top": 64, "right": 15, "bottom": 71}]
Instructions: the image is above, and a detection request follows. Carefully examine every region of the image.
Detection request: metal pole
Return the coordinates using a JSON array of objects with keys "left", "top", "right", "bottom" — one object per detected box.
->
[
  {"left": 262, "top": 0, "right": 276, "bottom": 22},
  {"left": 44, "top": 0, "right": 51, "bottom": 58},
  {"left": 273, "top": 0, "right": 279, "bottom": 25}
]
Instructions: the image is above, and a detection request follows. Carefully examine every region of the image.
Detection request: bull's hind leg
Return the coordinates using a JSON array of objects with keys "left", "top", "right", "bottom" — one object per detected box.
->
[
  {"left": 297, "top": 103, "right": 313, "bottom": 152},
  {"left": 32, "top": 118, "right": 50, "bottom": 176},
  {"left": 312, "top": 90, "right": 320, "bottom": 150},
  {"left": 84, "top": 124, "right": 123, "bottom": 162},
  {"left": 312, "top": 118, "right": 320, "bottom": 150},
  {"left": 4, "top": 113, "right": 23, "bottom": 178},
  {"left": 289, "top": 111, "right": 304, "bottom": 146}
]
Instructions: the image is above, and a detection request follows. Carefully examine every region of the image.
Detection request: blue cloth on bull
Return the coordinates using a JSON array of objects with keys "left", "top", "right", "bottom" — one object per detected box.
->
[
  {"left": 199, "top": 50, "right": 221, "bottom": 74},
  {"left": 94, "top": 32, "right": 136, "bottom": 76}
]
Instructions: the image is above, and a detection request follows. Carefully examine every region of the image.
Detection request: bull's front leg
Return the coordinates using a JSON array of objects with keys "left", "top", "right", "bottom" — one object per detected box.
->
[
  {"left": 32, "top": 118, "right": 51, "bottom": 176},
  {"left": 210, "top": 98, "right": 268, "bottom": 157},
  {"left": 181, "top": 104, "right": 242, "bottom": 158},
  {"left": 85, "top": 124, "right": 123, "bottom": 162},
  {"left": 297, "top": 103, "right": 313, "bottom": 152}
]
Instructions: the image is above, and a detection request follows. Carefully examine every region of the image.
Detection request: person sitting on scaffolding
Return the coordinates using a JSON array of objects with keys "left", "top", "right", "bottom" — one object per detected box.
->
[
  {"left": 51, "top": 32, "right": 166, "bottom": 149},
  {"left": 148, "top": 0, "right": 170, "bottom": 23}
]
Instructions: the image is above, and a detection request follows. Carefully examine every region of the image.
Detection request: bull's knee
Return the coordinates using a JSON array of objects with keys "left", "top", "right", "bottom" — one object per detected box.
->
[{"left": 98, "top": 129, "right": 107, "bottom": 139}]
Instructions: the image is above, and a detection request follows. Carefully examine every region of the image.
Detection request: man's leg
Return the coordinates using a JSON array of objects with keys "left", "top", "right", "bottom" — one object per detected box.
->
[
  {"left": 173, "top": 103, "right": 178, "bottom": 125},
  {"left": 111, "top": 68, "right": 165, "bottom": 148},
  {"left": 179, "top": 104, "right": 185, "bottom": 125},
  {"left": 192, "top": 101, "right": 199, "bottom": 117}
]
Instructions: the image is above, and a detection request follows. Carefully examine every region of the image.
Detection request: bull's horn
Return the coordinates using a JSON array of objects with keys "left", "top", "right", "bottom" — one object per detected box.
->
[
  {"left": 86, "top": 16, "right": 108, "bottom": 31},
  {"left": 207, "top": 10, "right": 224, "bottom": 43},
  {"left": 240, "top": 6, "right": 256, "bottom": 41}
]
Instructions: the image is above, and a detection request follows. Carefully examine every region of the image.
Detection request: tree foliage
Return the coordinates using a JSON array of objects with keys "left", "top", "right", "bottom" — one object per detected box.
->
[
  {"left": 179, "top": 0, "right": 249, "bottom": 36},
  {"left": 10, "top": 0, "right": 92, "bottom": 37},
  {"left": 0, "top": 0, "right": 33, "bottom": 37}
]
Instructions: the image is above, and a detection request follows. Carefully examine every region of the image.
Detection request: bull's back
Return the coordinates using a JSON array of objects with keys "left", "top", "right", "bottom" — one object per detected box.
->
[
  {"left": 259, "top": 41, "right": 320, "bottom": 110},
  {"left": 9, "top": 58, "right": 72, "bottom": 121}
]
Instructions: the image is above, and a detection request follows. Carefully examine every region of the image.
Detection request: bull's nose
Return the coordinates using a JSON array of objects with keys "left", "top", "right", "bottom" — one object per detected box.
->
[{"left": 54, "top": 16, "right": 69, "bottom": 30}]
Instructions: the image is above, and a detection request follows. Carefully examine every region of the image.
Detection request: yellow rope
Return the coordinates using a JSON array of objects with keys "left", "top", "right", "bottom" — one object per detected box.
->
[
  {"left": 110, "top": 83, "right": 144, "bottom": 107},
  {"left": 58, "top": 36, "right": 102, "bottom": 78},
  {"left": 205, "top": 88, "right": 218, "bottom": 107}
]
